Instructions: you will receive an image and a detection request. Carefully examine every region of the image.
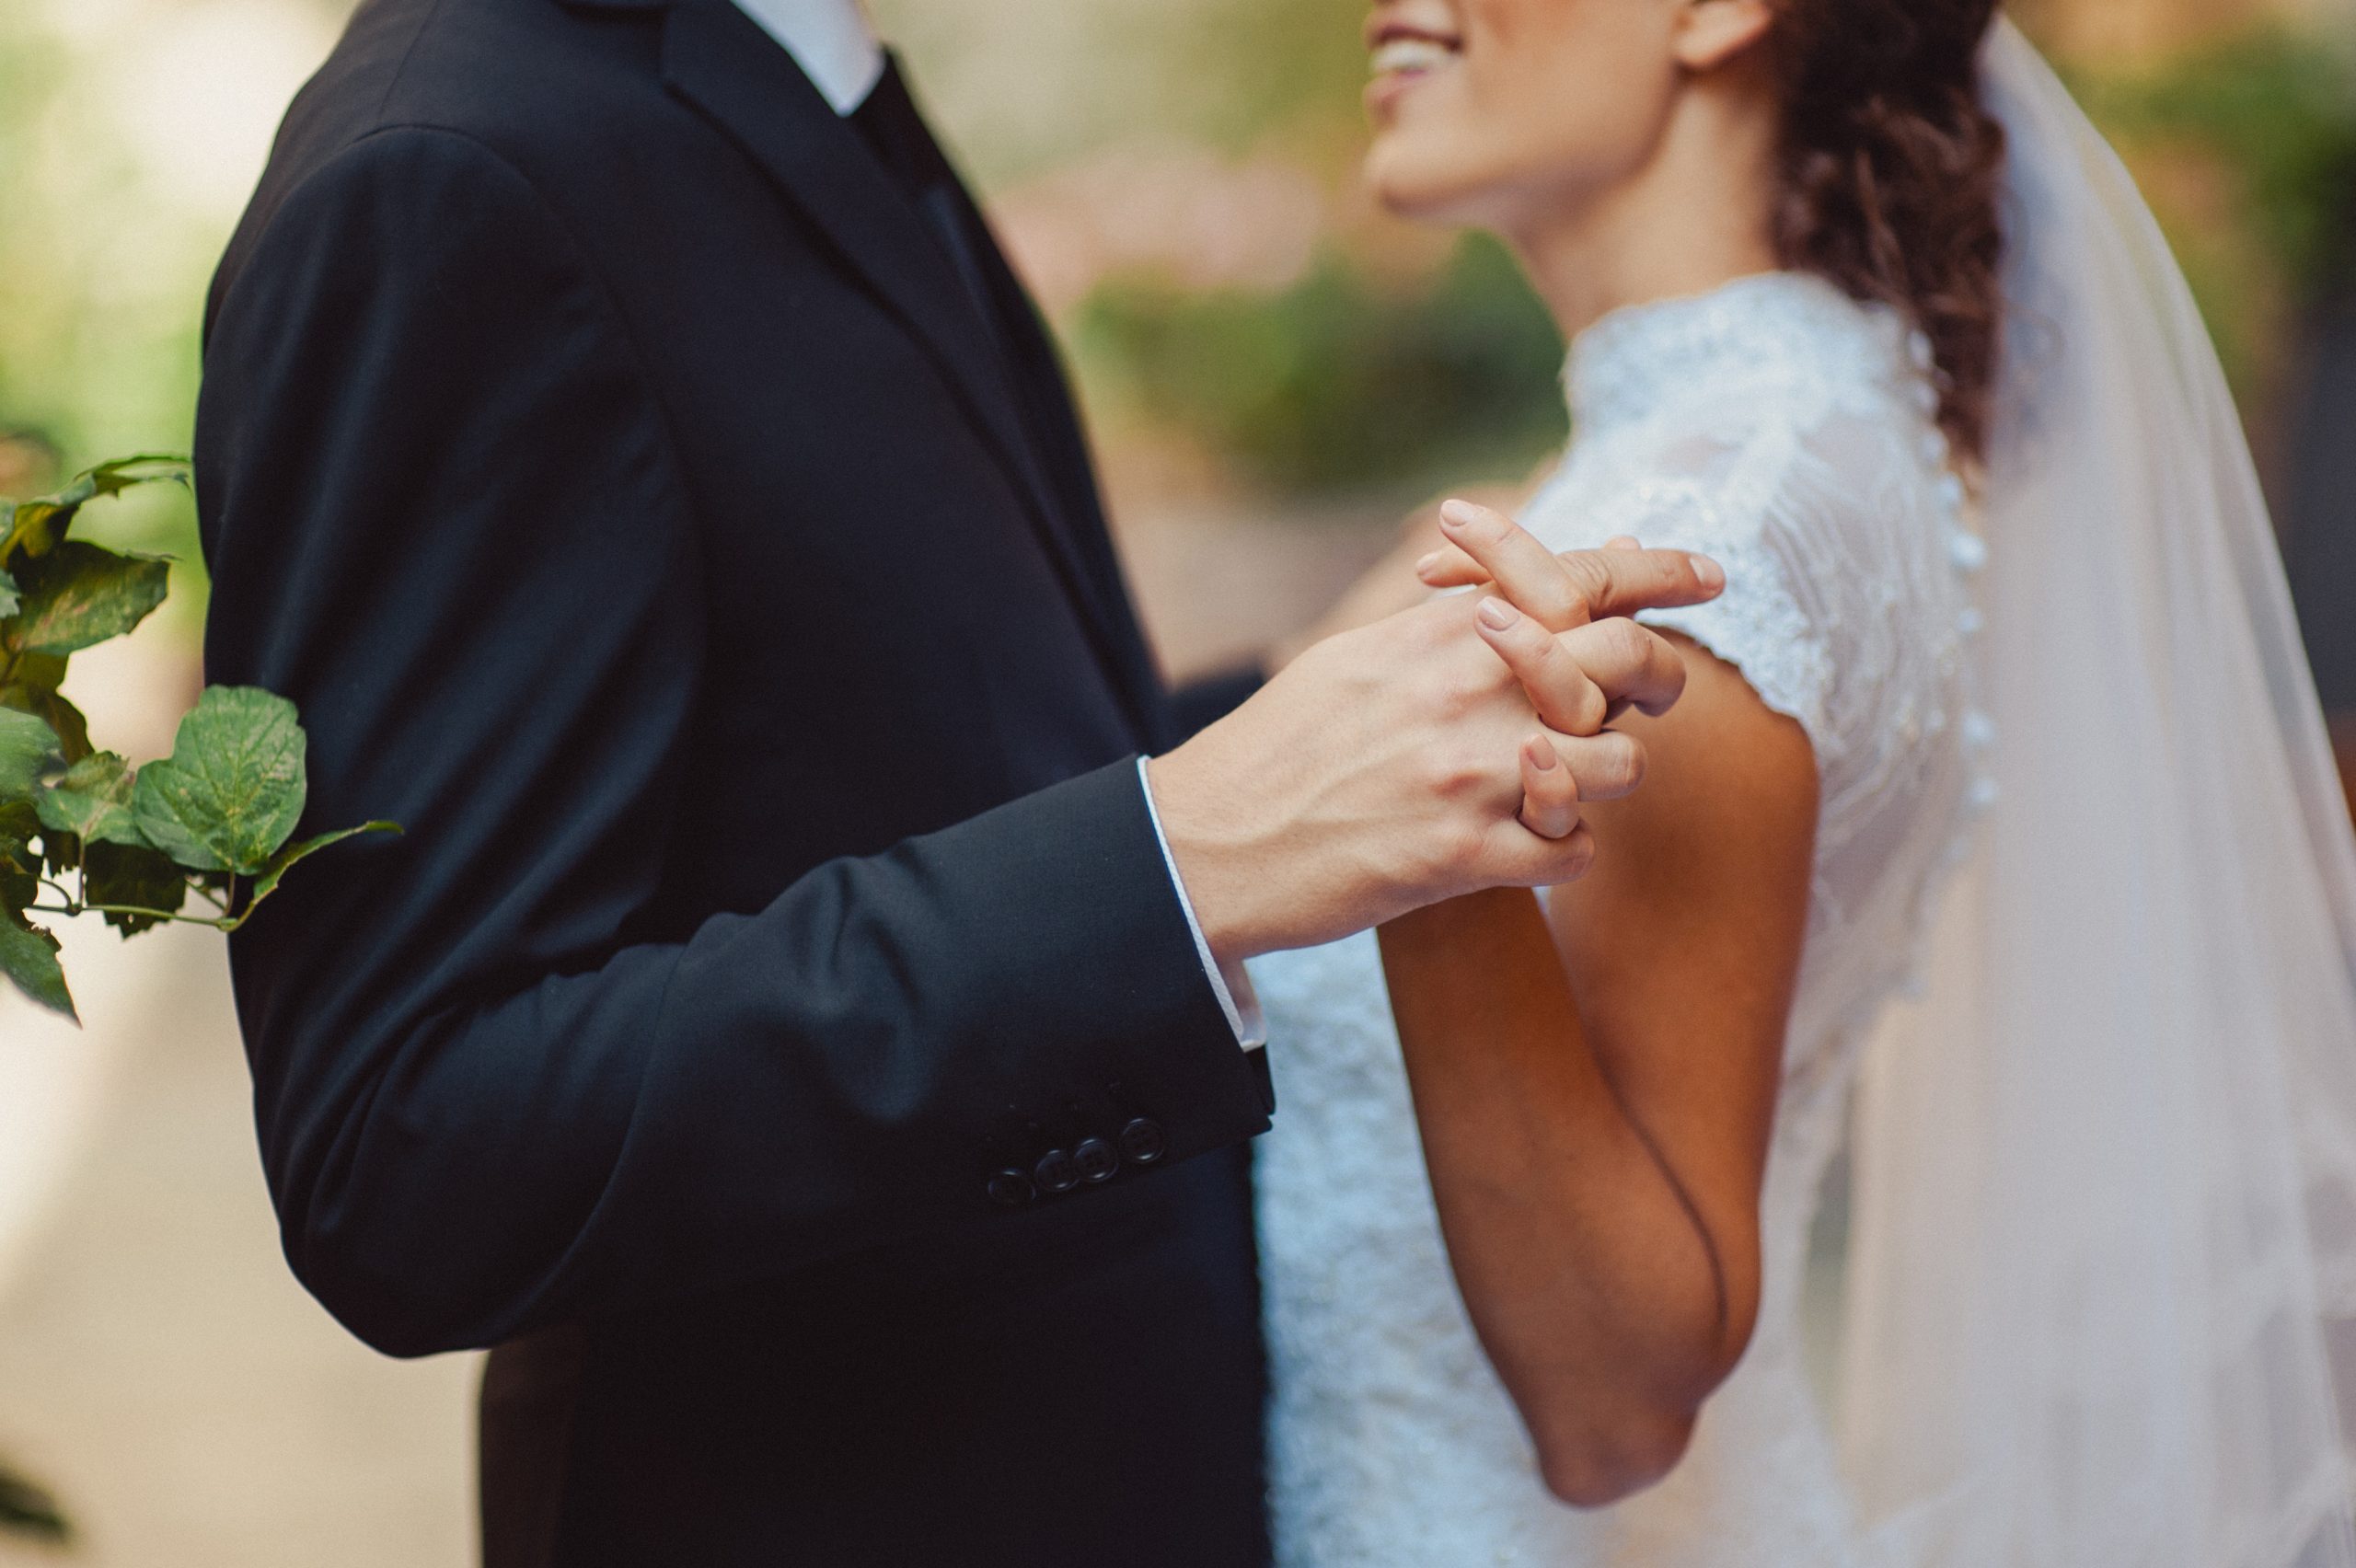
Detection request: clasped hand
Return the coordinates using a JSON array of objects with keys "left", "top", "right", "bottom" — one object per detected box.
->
[{"left": 1149, "top": 500, "right": 1723, "bottom": 965}]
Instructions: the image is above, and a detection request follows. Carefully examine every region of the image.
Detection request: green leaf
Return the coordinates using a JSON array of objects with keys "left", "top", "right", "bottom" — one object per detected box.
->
[
  {"left": 0, "top": 477, "right": 90, "bottom": 564},
  {"left": 6, "top": 541, "right": 171, "bottom": 657},
  {"left": 6, "top": 652, "right": 64, "bottom": 692},
  {"left": 0, "top": 797, "right": 36, "bottom": 908},
  {"left": 132, "top": 687, "right": 308, "bottom": 875},
  {"left": 0, "top": 1459, "right": 68, "bottom": 1543},
  {"left": 1, "top": 456, "right": 189, "bottom": 569},
  {"left": 2, "top": 684, "right": 91, "bottom": 767},
  {"left": 0, "top": 916, "right": 75, "bottom": 1020},
  {"left": 35, "top": 751, "right": 144, "bottom": 845},
  {"left": 84, "top": 841, "right": 190, "bottom": 936},
  {"left": 0, "top": 708, "right": 59, "bottom": 799},
  {"left": 0, "top": 473, "right": 98, "bottom": 567},
  {"left": 0, "top": 829, "right": 36, "bottom": 917},
  {"left": 242, "top": 821, "right": 402, "bottom": 918},
  {"left": 0, "top": 569, "right": 17, "bottom": 619},
  {"left": 87, "top": 455, "right": 191, "bottom": 499}
]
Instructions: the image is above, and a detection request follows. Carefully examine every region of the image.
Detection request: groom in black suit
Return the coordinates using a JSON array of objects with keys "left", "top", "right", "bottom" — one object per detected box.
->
[{"left": 193, "top": 0, "right": 1714, "bottom": 1561}]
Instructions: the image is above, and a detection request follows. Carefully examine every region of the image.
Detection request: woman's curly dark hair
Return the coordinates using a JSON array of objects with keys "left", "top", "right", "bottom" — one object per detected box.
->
[{"left": 1770, "top": 0, "right": 2007, "bottom": 464}]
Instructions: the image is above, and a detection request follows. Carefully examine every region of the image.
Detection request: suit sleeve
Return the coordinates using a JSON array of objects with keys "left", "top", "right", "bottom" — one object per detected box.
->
[{"left": 194, "top": 127, "right": 1272, "bottom": 1358}]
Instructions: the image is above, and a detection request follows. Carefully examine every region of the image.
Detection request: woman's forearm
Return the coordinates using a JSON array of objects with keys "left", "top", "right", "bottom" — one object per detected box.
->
[{"left": 1379, "top": 889, "right": 1756, "bottom": 1499}]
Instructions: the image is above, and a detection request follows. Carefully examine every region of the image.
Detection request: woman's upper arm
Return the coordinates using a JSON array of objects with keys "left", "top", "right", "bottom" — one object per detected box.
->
[{"left": 1544, "top": 634, "right": 1820, "bottom": 1336}]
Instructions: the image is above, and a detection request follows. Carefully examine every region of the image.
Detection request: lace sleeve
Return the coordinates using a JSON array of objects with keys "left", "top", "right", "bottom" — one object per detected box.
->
[{"left": 1522, "top": 398, "right": 1974, "bottom": 790}]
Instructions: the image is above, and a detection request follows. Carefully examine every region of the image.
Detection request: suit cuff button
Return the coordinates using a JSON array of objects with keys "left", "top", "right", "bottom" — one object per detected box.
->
[
  {"left": 1034, "top": 1148, "right": 1081, "bottom": 1195},
  {"left": 988, "top": 1170, "right": 1036, "bottom": 1208},
  {"left": 1074, "top": 1137, "right": 1121, "bottom": 1184},
  {"left": 1117, "top": 1118, "right": 1168, "bottom": 1166}
]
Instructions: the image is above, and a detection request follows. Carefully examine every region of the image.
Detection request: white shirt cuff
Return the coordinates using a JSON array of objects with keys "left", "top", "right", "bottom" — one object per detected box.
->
[{"left": 1136, "top": 756, "right": 1267, "bottom": 1052}]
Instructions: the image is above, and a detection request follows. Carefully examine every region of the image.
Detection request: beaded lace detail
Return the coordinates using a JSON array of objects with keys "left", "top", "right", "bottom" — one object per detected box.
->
[{"left": 1255, "top": 272, "right": 1988, "bottom": 1567}]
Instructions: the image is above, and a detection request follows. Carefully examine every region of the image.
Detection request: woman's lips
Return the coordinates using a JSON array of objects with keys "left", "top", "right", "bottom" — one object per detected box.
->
[
  {"left": 1370, "top": 37, "right": 1458, "bottom": 75},
  {"left": 1367, "top": 31, "right": 1461, "bottom": 113}
]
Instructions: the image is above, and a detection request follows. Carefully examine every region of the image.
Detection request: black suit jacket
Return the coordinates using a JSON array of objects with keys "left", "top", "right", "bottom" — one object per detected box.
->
[{"left": 194, "top": 0, "right": 1275, "bottom": 1560}]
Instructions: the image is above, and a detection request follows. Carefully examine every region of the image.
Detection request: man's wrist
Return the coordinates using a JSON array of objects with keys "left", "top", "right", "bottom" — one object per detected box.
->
[
  {"left": 1141, "top": 748, "right": 1266, "bottom": 967},
  {"left": 1137, "top": 755, "right": 1267, "bottom": 1048}
]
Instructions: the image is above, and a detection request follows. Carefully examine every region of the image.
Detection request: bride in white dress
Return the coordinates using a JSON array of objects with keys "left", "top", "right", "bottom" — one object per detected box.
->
[{"left": 1252, "top": 3, "right": 2356, "bottom": 1565}]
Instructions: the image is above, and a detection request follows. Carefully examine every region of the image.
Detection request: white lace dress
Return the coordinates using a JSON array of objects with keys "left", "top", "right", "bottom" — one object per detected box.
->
[{"left": 1253, "top": 272, "right": 1995, "bottom": 1568}]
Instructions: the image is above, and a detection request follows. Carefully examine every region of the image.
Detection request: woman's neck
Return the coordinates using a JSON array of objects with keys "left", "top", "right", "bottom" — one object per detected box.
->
[{"left": 1504, "top": 88, "right": 1783, "bottom": 344}]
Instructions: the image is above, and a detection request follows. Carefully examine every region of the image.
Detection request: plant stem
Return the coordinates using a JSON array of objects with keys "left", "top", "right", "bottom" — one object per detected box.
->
[{"left": 26, "top": 903, "right": 235, "bottom": 931}]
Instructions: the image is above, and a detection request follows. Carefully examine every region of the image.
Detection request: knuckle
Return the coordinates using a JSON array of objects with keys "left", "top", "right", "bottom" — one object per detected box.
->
[
  {"left": 1600, "top": 617, "right": 1651, "bottom": 665},
  {"left": 1570, "top": 733, "right": 1645, "bottom": 800},
  {"left": 1582, "top": 679, "right": 1614, "bottom": 732},
  {"left": 1563, "top": 554, "right": 1611, "bottom": 615},
  {"left": 1558, "top": 678, "right": 1608, "bottom": 737},
  {"left": 1564, "top": 832, "right": 1599, "bottom": 881},
  {"left": 1606, "top": 732, "right": 1648, "bottom": 794},
  {"left": 1425, "top": 743, "right": 1492, "bottom": 801}
]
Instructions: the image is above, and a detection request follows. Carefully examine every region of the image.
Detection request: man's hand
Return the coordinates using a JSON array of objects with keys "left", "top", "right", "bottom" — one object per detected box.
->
[{"left": 1148, "top": 507, "right": 1721, "bottom": 963}]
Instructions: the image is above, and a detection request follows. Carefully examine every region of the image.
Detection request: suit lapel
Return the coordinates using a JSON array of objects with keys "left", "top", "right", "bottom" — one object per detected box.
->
[
  {"left": 949, "top": 177, "right": 1172, "bottom": 733},
  {"left": 658, "top": 0, "right": 1154, "bottom": 727}
]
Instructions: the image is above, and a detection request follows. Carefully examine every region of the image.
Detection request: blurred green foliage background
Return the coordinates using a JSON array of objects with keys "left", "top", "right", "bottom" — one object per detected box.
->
[{"left": 2, "top": 0, "right": 2352, "bottom": 571}]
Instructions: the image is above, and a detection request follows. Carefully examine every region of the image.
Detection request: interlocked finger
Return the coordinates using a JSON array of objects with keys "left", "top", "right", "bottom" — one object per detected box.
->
[
  {"left": 1418, "top": 501, "right": 1725, "bottom": 632},
  {"left": 1435, "top": 500, "right": 1595, "bottom": 628},
  {"left": 1518, "top": 734, "right": 1581, "bottom": 839},
  {"left": 1547, "top": 727, "right": 1647, "bottom": 803},
  {"left": 1557, "top": 617, "right": 1690, "bottom": 719},
  {"left": 1490, "top": 813, "right": 1601, "bottom": 888},
  {"left": 1473, "top": 598, "right": 1611, "bottom": 736}
]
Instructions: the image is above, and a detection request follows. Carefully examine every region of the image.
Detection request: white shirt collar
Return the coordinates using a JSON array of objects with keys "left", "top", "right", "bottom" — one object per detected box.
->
[{"left": 729, "top": 0, "right": 885, "bottom": 116}]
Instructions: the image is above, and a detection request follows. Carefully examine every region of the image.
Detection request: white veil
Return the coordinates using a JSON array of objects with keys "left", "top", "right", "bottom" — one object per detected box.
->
[{"left": 1837, "top": 18, "right": 2356, "bottom": 1568}]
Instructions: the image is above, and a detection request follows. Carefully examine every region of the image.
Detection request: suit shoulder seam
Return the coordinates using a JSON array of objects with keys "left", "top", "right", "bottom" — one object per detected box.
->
[
  {"left": 372, "top": 0, "right": 452, "bottom": 124},
  {"left": 327, "top": 121, "right": 704, "bottom": 575}
]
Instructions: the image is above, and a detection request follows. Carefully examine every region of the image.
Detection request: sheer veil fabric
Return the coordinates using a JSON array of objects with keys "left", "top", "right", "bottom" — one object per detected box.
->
[{"left": 1838, "top": 20, "right": 2356, "bottom": 1568}]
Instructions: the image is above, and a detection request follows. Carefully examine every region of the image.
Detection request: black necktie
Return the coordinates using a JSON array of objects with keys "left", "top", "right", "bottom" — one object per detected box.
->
[
  {"left": 849, "top": 59, "right": 1103, "bottom": 568},
  {"left": 849, "top": 61, "right": 1010, "bottom": 356},
  {"left": 849, "top": 60, "right": 1161, "bottom": 733}
]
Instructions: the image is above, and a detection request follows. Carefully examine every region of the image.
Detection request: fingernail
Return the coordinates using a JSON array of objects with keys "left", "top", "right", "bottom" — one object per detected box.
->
[
  {"left": 1692, "top": 555, "right": 1726, "bottom": 593},
  {"left": 1439, "top": 500, "right": 1477, "bottom": 531},
  {"left": 1415, "top": 551, "right": 1445, "bottom": 579},
  {"left": 1527, "top": 738, "right": 1557, "bottom": 771},
  {"left": 1477, "top": 597, "right": 1518, "bottom": 630}
]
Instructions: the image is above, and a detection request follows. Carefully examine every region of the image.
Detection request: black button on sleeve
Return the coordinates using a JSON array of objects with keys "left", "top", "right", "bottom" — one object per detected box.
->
[
  {"left": 1034, "top": 1148, "right": 1081, "bottom": 1195},
  {"left": 1117, "top": 1118, "right": 1168, "bottom": 1166},
  {"left": 1074, "top": 1137, "right": 1121, "bottom": 1184},
  {"left": 987, "top": 1170, "right": 1034, "bottom": 1208}
]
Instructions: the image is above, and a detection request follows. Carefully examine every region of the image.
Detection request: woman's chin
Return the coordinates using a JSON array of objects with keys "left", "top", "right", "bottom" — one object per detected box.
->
[{"left": 1363, "top": 156, "right": 1488, "bottom": 228}]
